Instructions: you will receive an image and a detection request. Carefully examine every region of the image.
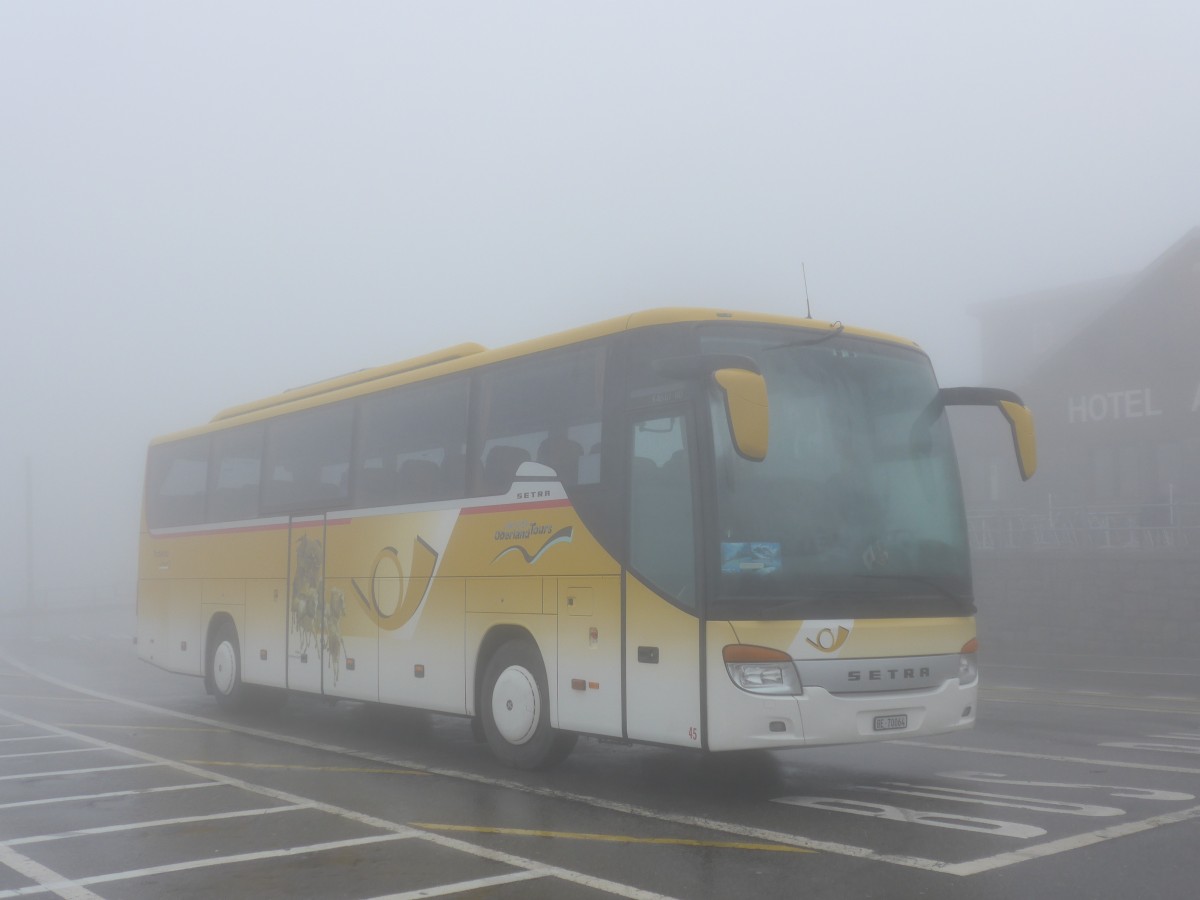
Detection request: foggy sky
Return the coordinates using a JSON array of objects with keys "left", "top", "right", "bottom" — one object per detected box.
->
[{"left": 2, "top": 1, "right": 1198, "bottom": 605}]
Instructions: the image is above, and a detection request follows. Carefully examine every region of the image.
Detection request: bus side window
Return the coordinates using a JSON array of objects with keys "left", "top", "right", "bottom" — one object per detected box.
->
[
  {"left": 536, "top": 429, "right": 583, "bottom": 485},
  {"left": 482, "top": 444, "right": 531, "bottom": 495},
  {"left": 146, "top": 436, "right": 210, "bottom": 529},
  {"left": 208, "top": 423, "right": 263, "bottom": 523},
  {"left": 354, "top": 376, "right": 470, "bottom": 507},
  {"left": 474, "top": 346, "right": 605, "bottom": 496},
  {"left": 263, "top": 404, "right": 353, "bottom": 513}
]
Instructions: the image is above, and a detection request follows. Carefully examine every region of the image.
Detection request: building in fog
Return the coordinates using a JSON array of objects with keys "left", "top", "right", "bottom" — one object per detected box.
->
[{"left": 960, "top": 227, "right": 1200, "bottom": 547}]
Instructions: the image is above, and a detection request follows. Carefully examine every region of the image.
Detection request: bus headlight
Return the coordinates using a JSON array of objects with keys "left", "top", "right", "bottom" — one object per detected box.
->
[
  {"left": 959, "top": 638, "right": 979, "bottom": 686},
  {"left": 723, "top": 645, "right": 803, "bottom": 695}
]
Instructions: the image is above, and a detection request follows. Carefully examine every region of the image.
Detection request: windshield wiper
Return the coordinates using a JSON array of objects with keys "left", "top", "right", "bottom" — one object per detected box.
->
[
  {"left": 855, "top": 574, "right": 965, "bottom": 604},
  {"left": 711, "top": 590, "right": 849, "bottom": 619}
]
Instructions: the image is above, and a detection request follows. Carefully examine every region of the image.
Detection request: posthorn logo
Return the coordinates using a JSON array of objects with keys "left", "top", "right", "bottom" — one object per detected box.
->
[{"left": 805, "top": 625, "right": 851, "bottom": 653}]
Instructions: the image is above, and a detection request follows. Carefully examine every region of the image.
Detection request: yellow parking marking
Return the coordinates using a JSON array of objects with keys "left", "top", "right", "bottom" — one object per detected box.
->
[
  {"left": 183, "top": 759, "right": 429, "bottom": 776},
  {"left": 411, "top": 823, "right": 816, "bottom": 853}
]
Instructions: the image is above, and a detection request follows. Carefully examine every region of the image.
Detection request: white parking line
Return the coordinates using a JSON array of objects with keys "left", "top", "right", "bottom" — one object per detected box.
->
[
  {"left": 0, "top": 737, "right": 58, "bottom": 745},
  {"left": 1101, "top": 741, "right": 1200, "bottom": 755},
  {"left": 4, "top": 653, "right": 1198, "bottom": 884},
  {"left": 0, "top": 656, "right": 952, "bottom": 875},
  {"left": 0, "top": 708, "right": 427, "bottom": 835},
  {"left": 0, "top": 782, "right": 219, "bottom": 811},
  {"left": 773, "top": 796, "right": 1047, "bottom": 839},
  {"left": 940, "top": 804, "right": 1200, "bottom": 877},
  {"left": 0, "top": 763, "right": 158, "bottom": 782},
  {"left": 0, "top": 834, "right": 412, "bottom": 898},
  {"left": 987, "top": 664, "right": 1200, "bottom": 679},
  {"left": 5, "top": 804, "right": 306, "bottom": 846},
  {"left": 0, "top": 696, "right": 107, "bottom": 704},
  {"left": 981, "top": 694, "right": 1200, "bottom": 714},
  {"left": 0, "top": 748, "right": 105, "bottom": 761},
  {"left": 0, "top": 845, "right": 102, "bottom": 900},
  {"left": 941, "top": 771, "right": 1194, "bottom": 802},
  {"left": 0, "top": 708, "right": 683, "bottom": 899},
  {"left": 364, "top": 870, "right": 548, "bottom": 899},
  {"left": 895, "top": 740, "right": 1200, "bottom": 775},
  {"left": 868, "top": 783, "right": 1124, "bottom": 817}
]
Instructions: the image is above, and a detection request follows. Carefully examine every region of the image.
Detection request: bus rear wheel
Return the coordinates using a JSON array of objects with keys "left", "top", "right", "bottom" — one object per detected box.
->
[
  {"left": 208, "top": 622, "right": 247, "bottom": 712},
  {"left": 480, "top": 638, "right": 577, "bottom": 769}
]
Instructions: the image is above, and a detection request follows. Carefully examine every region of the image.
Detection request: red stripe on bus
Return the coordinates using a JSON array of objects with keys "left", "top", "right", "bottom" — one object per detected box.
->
[
  {"left": 152, "top": 499, "right": 573, "bottom": 539},
  {"left": 150, "top": 517, "right": 353, "bottom": 539},
  {"left": 460, "top": 499, "right": 573, "bottom": 516}
]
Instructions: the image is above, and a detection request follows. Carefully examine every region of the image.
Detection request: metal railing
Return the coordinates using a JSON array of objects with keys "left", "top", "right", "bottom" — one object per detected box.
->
[{"left": 968, "top": 501, "right": 1200, "bottom": 553}]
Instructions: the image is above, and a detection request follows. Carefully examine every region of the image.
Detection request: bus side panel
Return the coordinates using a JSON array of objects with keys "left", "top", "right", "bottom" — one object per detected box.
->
[
  {"left": 321, "top": 574, "right": 378, "bottom": 702},
  {"left": 354, "top": 508, "right": 464, "bottom": 713},
  {"left": 319, "top": 516, "right": 383, "bottom": 704},
  {"left": 164, "top": 580, "right": 203, "bottom": 675},
  {"left": 242, "top": 578, "right": 287, "bottom": 688},
  {"left": 138, "top": 530, "right": 205, "bottom": 676},
  {"left": 555, "top": 575, "right": 622, "bottom": 737},
  {"left": 209, "top": 525, "right": 288, "bottom": 689},
  {"left": 379, "top": 577, "right": 466, "bottom": 713},
  {"left": 448, "top": 490, "right": 621, "bottom": 726},
  {"left": 623, "top": 575, "right": 701, "bottom": 748},
  {"left": 136, "top": 578, "right": 169, "bottom": 668}
]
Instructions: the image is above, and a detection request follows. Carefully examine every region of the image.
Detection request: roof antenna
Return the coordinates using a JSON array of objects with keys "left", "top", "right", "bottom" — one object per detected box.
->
[{"left": 802, "top": 263, "right": 813, "bottom": 319}]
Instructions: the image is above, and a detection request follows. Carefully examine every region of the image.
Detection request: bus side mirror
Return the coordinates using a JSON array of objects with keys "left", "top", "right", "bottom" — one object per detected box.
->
[
  {"left": 940, "top": 387, "right": 1038, "bottom": 481},
  {"left": 713, "top": 368, "right": 769, "bottom": 462},
  {"left": 997, "top": 399, "right": 1037, "bottom": 481}
]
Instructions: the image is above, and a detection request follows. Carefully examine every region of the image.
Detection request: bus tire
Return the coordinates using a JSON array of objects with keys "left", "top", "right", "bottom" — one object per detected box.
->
[
  {"left": 470, "top": 715, "right": 487, "bottom": 743},
  {"left": 208, "top": 622, "right": 247, "bottom": 712},
  {"left": 480, "top": 638, "right": 577, "bottom": 769}
]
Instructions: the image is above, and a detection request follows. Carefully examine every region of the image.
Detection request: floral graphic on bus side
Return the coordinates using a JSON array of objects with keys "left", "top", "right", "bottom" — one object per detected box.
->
[{"left": 290, "top": 534, "right": 346, "bottom": 684}]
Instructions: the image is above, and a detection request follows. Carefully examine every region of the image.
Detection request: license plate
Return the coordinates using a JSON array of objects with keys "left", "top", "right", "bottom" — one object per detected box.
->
[{"left": 873, "top": 714, "right": 908, "bottom": 732}]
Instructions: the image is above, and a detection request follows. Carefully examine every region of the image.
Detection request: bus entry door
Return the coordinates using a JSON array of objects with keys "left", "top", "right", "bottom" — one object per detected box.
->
[
  {"left": 624, "top": 412, "right": 704, "bottom": 748},
  {"left": 287, "top": 515, "right": 326, "bottom": 693}
]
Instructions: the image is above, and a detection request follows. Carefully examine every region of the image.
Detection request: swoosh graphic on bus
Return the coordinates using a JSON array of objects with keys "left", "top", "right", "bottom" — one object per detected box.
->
[{"left": 492, "top": 527, "right": 575, "bottom": 565}]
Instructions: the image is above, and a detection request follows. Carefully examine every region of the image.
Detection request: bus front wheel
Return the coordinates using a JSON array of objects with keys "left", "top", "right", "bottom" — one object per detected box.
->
[
  {"left": 208, "top": 622, "right": 247, "bottom": 711},
  {"left": 480, "top": 638, "right": 576, "bottom": 769}
]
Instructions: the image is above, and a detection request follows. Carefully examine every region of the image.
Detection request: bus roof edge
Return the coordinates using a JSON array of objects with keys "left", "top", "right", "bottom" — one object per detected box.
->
[{"left": 211, "top": 342, "right": 487, "bottom": 421}]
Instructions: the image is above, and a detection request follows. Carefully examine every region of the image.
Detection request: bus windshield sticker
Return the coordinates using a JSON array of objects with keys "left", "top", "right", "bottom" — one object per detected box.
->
[{"left": 721, "top": 542, "right": 781, "bottom": 575}]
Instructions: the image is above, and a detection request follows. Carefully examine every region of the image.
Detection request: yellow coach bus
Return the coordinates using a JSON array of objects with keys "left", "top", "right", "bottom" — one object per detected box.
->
[{"left": 137, "top": 308, "right": 1035, "bottom": 768}]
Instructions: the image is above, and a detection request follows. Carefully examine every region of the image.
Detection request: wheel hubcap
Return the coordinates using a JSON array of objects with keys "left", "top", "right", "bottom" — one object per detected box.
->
[
  {"left": 491, "top": 665, "right": 539, "bottom": 745},
  {"left": 212, "top": 640, "right": 237, "bottom": 696}
]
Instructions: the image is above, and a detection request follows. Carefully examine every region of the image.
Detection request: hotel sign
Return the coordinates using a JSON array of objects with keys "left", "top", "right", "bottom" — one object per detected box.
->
[
  {"left": 1067, "top": 382, "right": 1200, "bottom": 423},
  {"left": 1068, "top": 388, "right": 1162, "bottom": 424}
]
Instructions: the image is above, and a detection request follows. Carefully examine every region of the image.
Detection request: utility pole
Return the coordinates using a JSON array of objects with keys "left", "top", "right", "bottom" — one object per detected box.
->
[{"left": 26, "top": 456, "right": 35, "bottom": 610}]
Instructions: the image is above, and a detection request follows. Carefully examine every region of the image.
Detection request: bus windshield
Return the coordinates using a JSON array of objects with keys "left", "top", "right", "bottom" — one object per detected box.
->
[{"left": 702, "top": 328, "right": 971, "bottom": 620}]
